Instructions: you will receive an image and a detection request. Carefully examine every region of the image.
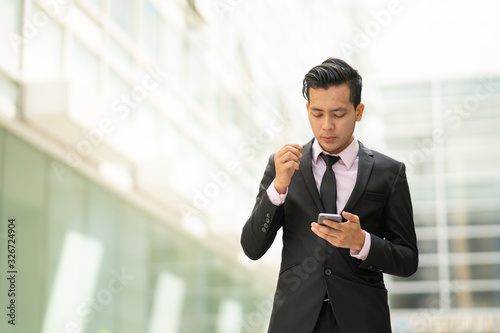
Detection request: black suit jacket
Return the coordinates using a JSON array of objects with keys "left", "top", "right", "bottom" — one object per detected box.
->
[{"left": 241, "top": 139, "right": 418, "bottom": 333}]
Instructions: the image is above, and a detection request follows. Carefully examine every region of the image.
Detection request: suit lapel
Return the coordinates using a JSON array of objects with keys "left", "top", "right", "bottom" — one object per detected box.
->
[
  {"left": 299, "top": 139, "right": 325, "bottom": 212},
  {"left": 344, "top": 141, "right": 374, "bottom": 213}
]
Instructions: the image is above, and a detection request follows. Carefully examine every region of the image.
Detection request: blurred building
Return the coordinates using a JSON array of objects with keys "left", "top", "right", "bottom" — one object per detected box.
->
[
  {"left": 0, "top": 0, "right": 295, "bottom": 332},
  {"left": 363, "top": 77, "right": 500, "bottom": 332},
  {"left": 1, "top": 0, "right": 499, "bottom": 333}
]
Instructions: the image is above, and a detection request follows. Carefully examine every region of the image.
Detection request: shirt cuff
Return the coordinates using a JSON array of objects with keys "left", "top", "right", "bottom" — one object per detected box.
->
[
  {"left": 266, "top": 179, "right": 287, "bottom": 206},
  {"left": 350, "top": 231, "right": 371, "bottom": 261}
]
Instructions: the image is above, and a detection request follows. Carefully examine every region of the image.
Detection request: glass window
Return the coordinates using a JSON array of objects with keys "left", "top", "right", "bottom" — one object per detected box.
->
[
  {"left": 450, "top": 264, "right": 500, "bottom": 280},
  {"left": 390, "top": 292, "right": 439, "bottom": 309},
  {"left": 409, "top": 176, "right": 436, "bottom": 201},
  {"left": 187, "top": 45, "right": 203, "bottom": 102},
  {"left": 142, "top": 2, "right": 160, "bottom": 61},
  {"left": 392, "top": 266, "right": 439, "bottom": 282},
  {"left": 0, "top": 129, "right": 274, "bottom": 332},
  {"left": 47, "top": 160, "right": 87, "bottom": 238},
  {"left": 0, "top": 0, "right": 22, "bottom": 69},
  {"left": 442, "top": 80, "right": 482, "bottom": 97},
  {"left": 0, "top": 0, "right": 21, "bottom": 33},
  {"left": 0, "top": 73, "right": 18, "bottom": 117},
  {"left": 381, "top": 82, "right": 432, "bottom": 100},
  {"left": 2, "top": 133, "right": 48, "bottom": 331},
  {"left": 70, "top": 40, "right": 100, "bottom": 102},
  {"left": 149, "top": 271, "right": 187, "bottom": 332},
  {"left": 110, "top": 0, "right": 134, "bottom": 36},
  {"left": 108, "top": 38, "right": 133, "bottom": 74},
  {"left": 156, "top": 112, "right": 180, "bottom": 157},
  {"left": 160, "top": 22, "right": 185, "bottom": 81},
  {"left": 448, "top": 208, "right": 500, "bottom": 226},
  {"left": 446, "top": 181, "right": 500, "bottom": 200},
  {"left": 130, "top": 104, "right": 158, "bottom": 160},
  {"left": 89, "top": 0, "right": 104, "bottom": 10},
  {"left": 70, "top": 5, "right": 103, "bottom": 50},
  {"left": 0, "top": 128, "right": 3, "bottom": 199},
  {"left": 413, "top": 209, "right": 436, "bottom": 227},
  {"left": 418, "top": 239, "right": 438, "bottom": 254},
  {"left": 43, "top": 231, "right": 104, "bottom": 333},
  {"left": 452, "top": 291, "right": 500, "bottom": 308},
  {"left": 23, "top": 4, "right": 63, "bottom": 81},
  {"left": 449, "top": 237, "right": 500, "bottom": 253},
  {"left": 107, "top": 69, "right": 131, "bottom": 102},
  {"left": 217, "top": 299, "right": 243, "bottom": 333}
]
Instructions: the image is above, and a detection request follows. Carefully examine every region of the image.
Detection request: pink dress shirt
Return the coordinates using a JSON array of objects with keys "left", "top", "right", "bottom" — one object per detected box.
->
[{"left": 267, "top": 137, "right": 371, "bottom": 260}]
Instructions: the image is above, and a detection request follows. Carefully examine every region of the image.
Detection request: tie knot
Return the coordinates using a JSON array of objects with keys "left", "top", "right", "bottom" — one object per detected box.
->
[{"left": 321, "top": 154, "right": 340, "bottom": 167}]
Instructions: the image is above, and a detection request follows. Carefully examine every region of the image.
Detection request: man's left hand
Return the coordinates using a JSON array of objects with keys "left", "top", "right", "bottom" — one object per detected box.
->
[{"left": 311, "top": 211, "right": 365, "bottom": 251}]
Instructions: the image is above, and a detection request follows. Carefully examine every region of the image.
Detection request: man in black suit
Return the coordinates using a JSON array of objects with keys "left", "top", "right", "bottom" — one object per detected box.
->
[{"left": 241, "top": 58, "right": 418, "bottom": 332}]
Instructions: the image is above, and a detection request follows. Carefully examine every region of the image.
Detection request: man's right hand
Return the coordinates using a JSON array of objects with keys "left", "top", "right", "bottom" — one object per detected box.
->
[{"left": 273, "top": 144, "right": 303, "bottom": 194}]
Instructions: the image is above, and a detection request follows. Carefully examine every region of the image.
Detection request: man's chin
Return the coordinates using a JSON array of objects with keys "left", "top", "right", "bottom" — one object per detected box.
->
[{"left": 319, "top": 141, "right": 340, "bottom": 154}]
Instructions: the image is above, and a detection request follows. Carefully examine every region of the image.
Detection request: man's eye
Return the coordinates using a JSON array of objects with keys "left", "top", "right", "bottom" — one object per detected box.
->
[
  {"left": 312, "top": 112, "right": 322, "bottom": 117},
  {"left": 334, "top": 113, "right": 346, "bottom": 118}
]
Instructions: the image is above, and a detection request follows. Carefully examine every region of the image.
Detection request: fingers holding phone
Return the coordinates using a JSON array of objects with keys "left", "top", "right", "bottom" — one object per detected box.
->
[
  {"left": 312, "top": 211, "right": 365, "bottom": 251},
  {"left": 317, "top": 213, "right": 342, "bottom": 226}
]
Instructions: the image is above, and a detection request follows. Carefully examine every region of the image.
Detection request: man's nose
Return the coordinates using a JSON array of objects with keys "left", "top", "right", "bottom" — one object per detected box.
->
[{"left": 322, "top": 115, "right": 335, "bottom": 130}]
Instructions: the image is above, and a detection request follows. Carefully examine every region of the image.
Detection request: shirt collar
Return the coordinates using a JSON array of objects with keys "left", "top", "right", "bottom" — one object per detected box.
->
[{"left": 312, "top": 136, "right": 359, "bottom": 169}]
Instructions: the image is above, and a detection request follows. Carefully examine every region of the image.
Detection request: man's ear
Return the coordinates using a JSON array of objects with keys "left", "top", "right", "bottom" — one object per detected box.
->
[
  {"left": 306, "top": 102, "right": 310, "bottom": 113},
  {"left": 355, "top": 104, "right": 364, "bottom": 121}
]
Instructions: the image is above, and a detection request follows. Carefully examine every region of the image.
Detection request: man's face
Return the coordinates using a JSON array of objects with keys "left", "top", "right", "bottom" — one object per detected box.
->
[{"left": 306, "top": 84, "right": 364, "bottom": 154}]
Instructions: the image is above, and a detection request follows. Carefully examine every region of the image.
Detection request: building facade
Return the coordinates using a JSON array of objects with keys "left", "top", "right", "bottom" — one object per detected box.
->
[{"left": 1, "top": 0, "right": 499, "bottom": 332}]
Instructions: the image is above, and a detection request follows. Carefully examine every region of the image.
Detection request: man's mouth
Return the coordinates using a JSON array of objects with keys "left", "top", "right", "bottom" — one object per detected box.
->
[{"left": 322, "top": 136, "right": 336, "bottom": 142}]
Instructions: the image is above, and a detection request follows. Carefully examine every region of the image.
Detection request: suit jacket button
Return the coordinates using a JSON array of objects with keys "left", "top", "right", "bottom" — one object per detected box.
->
[
  {"left": 324, "top": 269, "right": 332, "bottom": 276},
  {"left": 266, "top": 213, "right": 271, "bottom": 218},
  {"left": 261, "top": 228, "right": 267, "bottom": 232},
  {"left": 264, "top": 223, "right": 269, "bottom": 228}
]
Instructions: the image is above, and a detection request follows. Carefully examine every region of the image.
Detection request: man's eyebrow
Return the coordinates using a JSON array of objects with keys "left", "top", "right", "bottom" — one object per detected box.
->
[{"left": 310, "top": 106, "right": 348, "bottom": 112}]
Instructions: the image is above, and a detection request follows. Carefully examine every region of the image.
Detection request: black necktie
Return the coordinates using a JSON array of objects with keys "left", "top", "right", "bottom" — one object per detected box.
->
[{"left": 320, "top": 154, "right": 340, "bottom": 214}]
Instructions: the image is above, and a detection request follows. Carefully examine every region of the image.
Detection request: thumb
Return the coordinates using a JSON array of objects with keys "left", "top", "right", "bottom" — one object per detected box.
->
[{"left": 342, "top": 211, "right": 359, "bottom": 224}]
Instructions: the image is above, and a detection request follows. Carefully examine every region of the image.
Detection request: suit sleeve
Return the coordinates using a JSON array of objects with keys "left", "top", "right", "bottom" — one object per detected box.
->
[
  {"left": 241, "top": 154, "right": 285, "bottom": 260},
  {"left": 358, "top": 162, "right": 419, "bottom": 277}
]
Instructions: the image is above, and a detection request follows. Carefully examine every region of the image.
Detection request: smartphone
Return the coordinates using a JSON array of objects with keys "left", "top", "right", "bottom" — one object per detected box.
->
[{"left": 318, "top": 213, "right": 342, "bottom": 226}]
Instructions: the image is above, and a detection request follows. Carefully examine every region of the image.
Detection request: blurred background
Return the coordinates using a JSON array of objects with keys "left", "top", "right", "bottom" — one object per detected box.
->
[{"left": 0, "top": 0, "right": 499, "bottom": 332}]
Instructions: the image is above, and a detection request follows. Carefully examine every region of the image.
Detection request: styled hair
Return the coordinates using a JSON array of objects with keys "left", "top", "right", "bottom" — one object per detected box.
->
[{"left": 302, "top": 57, "right": 362, "bottom": 107}]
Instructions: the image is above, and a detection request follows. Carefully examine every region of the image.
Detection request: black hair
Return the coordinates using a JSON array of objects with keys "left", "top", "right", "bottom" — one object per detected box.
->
[{"left": 302, "top": 58, "right": 362, "bottom": 107}]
